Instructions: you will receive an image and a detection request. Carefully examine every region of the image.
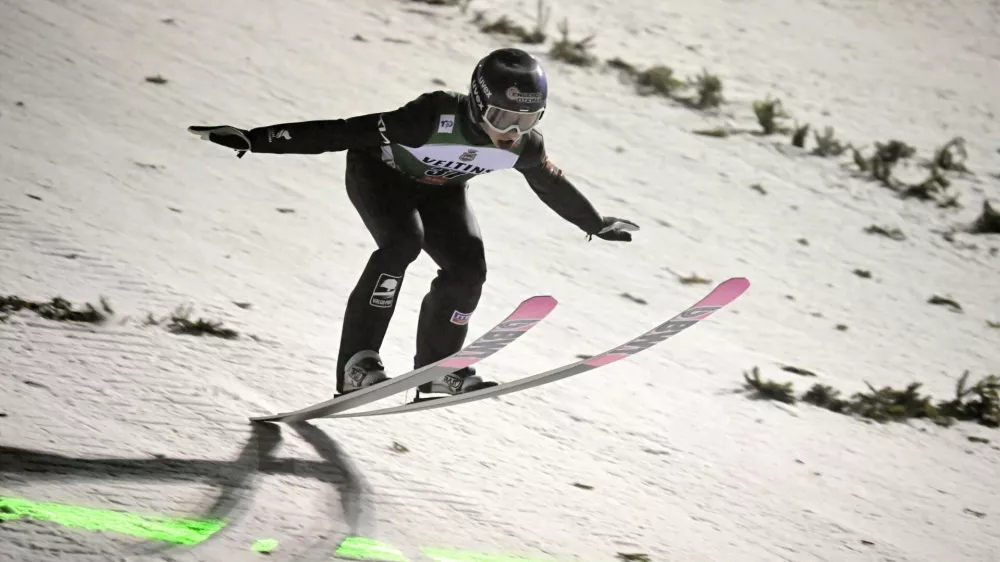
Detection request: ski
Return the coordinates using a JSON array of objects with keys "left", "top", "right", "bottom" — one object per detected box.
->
[
  {"left": 328, "top": 277, "right": 749, "bottom": 419},
  {"left": 249, "top": 295, "right": 558, "bottom": 423}
]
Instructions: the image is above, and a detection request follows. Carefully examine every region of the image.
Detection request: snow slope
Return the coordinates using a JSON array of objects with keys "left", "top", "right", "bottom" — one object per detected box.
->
[{"left": 1, "top": 0, "right": 998, "bottom": 560}]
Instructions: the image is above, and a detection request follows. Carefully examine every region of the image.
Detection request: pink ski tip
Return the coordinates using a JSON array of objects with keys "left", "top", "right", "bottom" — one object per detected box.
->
[
  {"left": 508, "top": 295, "right": 558, "bottom": 321},
  {"left": 583, "top": 353, "right": 628, "bottom": 367},
  {"left": 697, "top": 277, "right": 750, "bottom": 308}
]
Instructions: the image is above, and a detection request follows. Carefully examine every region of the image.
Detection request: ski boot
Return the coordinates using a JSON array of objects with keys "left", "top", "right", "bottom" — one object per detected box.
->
[
  {"left": 414, "top": 366, "right": 497, "bottom": 402},
  {"left": 337, "top": 350, "right": 389, "bottom": 397}
]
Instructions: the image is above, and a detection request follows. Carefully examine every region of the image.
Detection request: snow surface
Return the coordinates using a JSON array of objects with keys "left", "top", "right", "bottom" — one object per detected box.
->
[{"left": 1, "top": 0, "right": 999, "bottom": 560}]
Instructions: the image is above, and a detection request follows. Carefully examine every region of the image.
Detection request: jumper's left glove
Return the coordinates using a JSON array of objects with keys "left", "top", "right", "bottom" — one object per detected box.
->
[
  {"left": 591, "top": 216, "right": 640, "bottom": 242},
  {"left": 188, "top": 125, "right": 252, "bottom": 158}
]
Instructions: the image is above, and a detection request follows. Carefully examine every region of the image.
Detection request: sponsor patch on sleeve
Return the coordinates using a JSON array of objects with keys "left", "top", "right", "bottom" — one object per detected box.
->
[
  {"left": 450, "top": 310, "right": 472, "bottom": 325},
  {"left": 438, "top": 114, "right": 455, "bottom": 133}
]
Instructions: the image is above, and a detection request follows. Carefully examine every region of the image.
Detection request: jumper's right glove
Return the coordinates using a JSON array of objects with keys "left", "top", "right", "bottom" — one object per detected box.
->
[
  {"left": 591, "top": 216, "right": 640, "bottom": 242},
  {"left": 188, "top": 125, "right": 252, "bottom": 158}
]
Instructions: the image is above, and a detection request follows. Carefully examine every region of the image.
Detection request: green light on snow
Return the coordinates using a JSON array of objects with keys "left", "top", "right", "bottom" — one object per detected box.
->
[
  {"left": 0, "top": 495, "right": 225, "bottom": 545},
  {"left": 252, "top": 538, "right": 280, "bottom": 553},
  {"left": 335, "top": 536, "right": 409, "bottom": 561},
  {"left": 421, "top": 547, "right": 553, "bottom": 562},
  {"left": 1, "top": 497, "right": 557, "bottom": 562}
]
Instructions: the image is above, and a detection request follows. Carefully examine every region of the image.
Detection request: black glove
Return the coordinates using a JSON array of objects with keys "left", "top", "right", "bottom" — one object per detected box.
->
[
  {"left": 590, "top": 216, "right": 639, "bottom": 242},
  {"left": 188, "top": 125, "right": 252, "bottom": 158}
]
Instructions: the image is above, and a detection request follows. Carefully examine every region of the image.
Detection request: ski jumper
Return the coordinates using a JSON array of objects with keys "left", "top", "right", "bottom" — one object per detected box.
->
[{"left": 242, "top": 91, "right": 605, "bottom": 391}]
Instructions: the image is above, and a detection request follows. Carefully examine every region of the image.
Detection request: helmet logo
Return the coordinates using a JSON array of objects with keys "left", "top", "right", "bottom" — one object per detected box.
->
[
  {"left": 459, "top": 149, "right": 478, "bottom": 162},
  {"left": 506, "top": 86, "right": 543, "bottom": 104},
  {"left": 477, "top": 74, "right": 493, "bottom": 98}
]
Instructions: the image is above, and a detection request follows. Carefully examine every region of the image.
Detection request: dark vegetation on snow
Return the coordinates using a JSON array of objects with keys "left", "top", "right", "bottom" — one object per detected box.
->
[
  {"left": 692, "top": 128, "right": 730, "bottom": 138},
  {"left": 927, "top": 295, "right": 962, "bottom": 312},
  {"left": 971, "top": 201, "right": 1000, "bottom": 234},
  {"left": 743, "top": 367, "right": 797, "bottom": 404},
  {"left": 781, "top": 365, "right": 818, "bottom": 377},
  {"left": 754, "top": 97, "right": 791, "bottom": 135},
  {"left": 0, "top": 294, "right": 242, "bottom": 340},
  {"left": 0, "top": 295, "right": 112, "bottom": 324},
  {"left": 161, "top": 305, "right": 240, "bottom": 339},
  {"left": 471, "top": 0, "right": 548, "bottom": 44},
  {"left": 549, "top": 19, "right": 598, "bottom": 67},
  {"left": 619, "top": 292, "right": 649, "bottom": 305},
  {"left": 682, "top": 90, "right": 979, "bottom": 213},
  {"left": 742, "top": 367, "right": 1000, "bottom": 430},
  {"left": 677, "top": 273, "right": 712, "bottom": 285},
  {"left": 863, "top": 225, "right": 907, "bottom": 241}
]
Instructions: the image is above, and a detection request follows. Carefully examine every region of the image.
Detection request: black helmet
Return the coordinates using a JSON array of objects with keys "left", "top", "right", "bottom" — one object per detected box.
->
[{"left": 468, "top": 48, "right": 547, "bottom": 135}]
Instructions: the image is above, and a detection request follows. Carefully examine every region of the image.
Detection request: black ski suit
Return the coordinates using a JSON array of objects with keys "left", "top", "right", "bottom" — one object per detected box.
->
[{"left": 236, "top": 91, "right": 613, "bottom": 391}]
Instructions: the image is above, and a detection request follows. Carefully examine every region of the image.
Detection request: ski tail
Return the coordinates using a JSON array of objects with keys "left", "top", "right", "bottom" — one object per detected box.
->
[
  {"left": 249, "top": 295, "right": 558, "bottom": 423},
  {"left": 329, "top": 277, "right": 750, "bottom": 419}
]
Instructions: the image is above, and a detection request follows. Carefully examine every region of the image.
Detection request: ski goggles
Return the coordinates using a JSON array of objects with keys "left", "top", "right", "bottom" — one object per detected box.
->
[{"left": 481, "top": 105, "right": 544, "bottom": 135}]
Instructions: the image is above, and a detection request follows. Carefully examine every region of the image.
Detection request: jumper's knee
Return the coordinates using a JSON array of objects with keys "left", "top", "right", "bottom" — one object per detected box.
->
[
  {"left": 433, "top": 252, "right": 486, "bottom": 306},
  {"left": 374, "top": 234, "right": 423, "bottom": 270}
]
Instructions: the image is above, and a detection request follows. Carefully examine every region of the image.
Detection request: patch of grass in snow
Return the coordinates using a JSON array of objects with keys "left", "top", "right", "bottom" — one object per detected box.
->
[
  {"left": 781, "top": 365, "right": 818, "bottom": 377},
  {"left": 857, "top": 139, "right": 917, "bottom": 188},
  {"left": 749, "top": 368, "right": 1000, "bottom": 429},
  {"left": 677, "top": 273, "right": 712, "bottom": 285},
  {"left": 863, "top": 224, "right": 906, "bottom": 241},
  {"left": 742, "top": 367, "right": 797, "bottom": 404},
  {"left": 791, "top": 122, "right": 810, "bottom": 148},
  {"left": 473, "top": 0, "right": 549, "bottom": 44},
  {"left": 753, "top": 96, "right": 791, "bottom": 135},
  {"left": 802, "top": 384, "right": 851, "bottom": 413},
  {"left": 969, "top": 200, "right": 1000, "bottom": 234},
  {"left": 2, "top": 294, "right": 247, "bottom": 342},
  {"left": 936, "top": 372, "right": 1000, "bottom": 428},
  {"left": 929, "top": 136, "right": 970, "bottom": 174},
  {"left": 844, "top": 136, "right": 969, "bottom": 207},
  {"left": 903, "top": 166, "right": 954, "bottom": 204},
  {"left": 606, "top": 56, "right": 639, "bottom": 77},
  {"left": 692, "top": 128, "right": 731, "bottom": 138},
  {"left": 674, "top": 69, "right": 724, "bottom": 110},
  {"left": 165, "top": 305, "right": 239, "bottom": 339},
  {"left": 549, "top": 18, "right": 597, "bottom": 66},
  {"left": 617, "top": 554, "right": 650, "bottom": 562},
  {"left": 810, "top": 126, "right": 849, "bottom": 157},
  {"left": 0, "top": 295, "right": 113, "bottom": 324},
  {"left": 607, "top": 58, "right": 728, "bottom": 114},
  {"left": 635, "top": 65, "right": 685, "bottom": 97},
  {"left": 927, "top": 294, "right": 962, "bottom": 312},
  {"left": 847, "top": 382, "right": 947, "bottom": 425}
]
